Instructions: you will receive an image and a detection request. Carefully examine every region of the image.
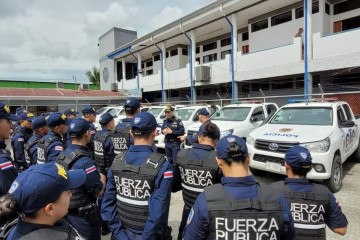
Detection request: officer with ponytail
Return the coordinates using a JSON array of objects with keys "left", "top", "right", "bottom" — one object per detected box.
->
[
  {"left": 271, "top": 146, "right": 348, "bottom": 239},
  {"left": 0, "top": 163, "right": 86, "bottom": 240},
  {"left": 173, "top": 122, "right": 222, "bottom": 239},
  {"left": 183, "top": 135, "right": 295, "bottom": 240}
]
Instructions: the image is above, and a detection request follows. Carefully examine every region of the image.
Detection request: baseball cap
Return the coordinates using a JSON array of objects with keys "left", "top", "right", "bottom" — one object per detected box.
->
[
  {"left": 68, "top": 118, "right": 90, "bottom": 138},
  {"left": 64, "top": 108, "right": 79, "bottom": 116},
  {"left": 46, "top": 112, "right": 69, "bottom": 127},
  {"left": 285, "top": 146, "right": 312, "bottom": 169},
  {"left": 123, "top": 97, "right": 141, "bottom": 111},
  {"left": 32, "top": 116, "right": 47, "bottom": 130},
  {"left": 164, "top": 106, "right": 174, "bottom": 112},
  {"left": 19, "top": 112, "right": 35, "bottom": 121},
  {"left": 198, "top": 108, "right": 209, "bottom": 116},
  {"left": 99, "top": 112, "right": 114, "bottom": 125},
  {"left": 216, "top": 135, "right": 248, "bottom": 159},
  {"left": 130, "top": 112, "right": 157, "bottom": 135},
  {"left": 81, "top": 106, "right": 96, "bottom": 115},
  {"left": 8, "top": 163, "right": 86, "bottom": 214},
  {"left": 16, "top": 107, "right": 24, "bottom": 116},
  {"left": 0, "top": 103, "right": 20, "bottom": 121}
]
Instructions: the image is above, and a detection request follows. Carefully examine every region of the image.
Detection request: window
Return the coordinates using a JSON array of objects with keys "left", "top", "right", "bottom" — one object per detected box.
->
[
  {"left": 251, "top": 107, "right": 265, "bottom": 122},
  {"left": 153, "top": 54, "right": 160, "bottom": 62},
  {"left": 221, "top": 50, "right": 231, "bottom": 59},
  {"left": 196, "top": 57, "right": 200, "bottom": 63},
  {"left": 334, "top": 0, "right": 360, "bottom": 15},
  {"left": 203, "top": 42, "right": 217, "bottom": 52},
  {"left": 251, "top": 19, "right": 268, "bottom": 32},
  {"left": 271, "top": 11, "right": 292, "bottom": 26},
  {"left": 166, "top": 52, "right": 169, "bottom": 58},
  {"left": 141, "top": 63, "right": 144, "bottom": 69},
  {"left": 242, "top": 32, "right": 249, "bottom": 41},
  {"left": 203, "top": 53, "right": 217, "bottom": 63},
  {"left": 341, "top": 16, "right": 360, "bottom": 31},
  {"left": 170, "top": 49, "right": 178, "bottom": 57},
  {"left": 146, "top": 69, "right": 153, "bottom": 75},
  {"left": 342, "top": 104, "right": 353, "bottom": 120},
  {"left": 295, "top": 7, "right": 304, "bottom": 19},
  {"left": 182, "top": 48, "right": 188, "bottom": 56},
  {"left": 312, "top": 1, "right": 319, "bottom": 14},
  {"left": 146, "top": 61, "right": 153, "bottom": 67},
  {"left": 266, "top": 104, "right": 278, "bottom": 115},
  {"left": 196, "top": 46, "right": 200, "bottom": 54},
  {"left": 221, "top": 37, "right": 231, "bottom": 47},
  {"left": 325, "top": 2, "right": 330, "bottom": 15},
  {"left": 337, "top": 107, "right": 346, "bottom": 123}
]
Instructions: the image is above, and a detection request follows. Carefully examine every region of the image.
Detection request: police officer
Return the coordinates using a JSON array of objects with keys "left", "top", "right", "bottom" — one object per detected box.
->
[
  {"left": 101, "top": 112, "right": 173, "bottom": 239},
  {"left": 11, "top": 107, "right": 24, "bottom": 133},
  {"left": 81, "top": 106, "right": 97, "bottom": 152},
  {"left": 113, "top": 97, "right": 141, "bottom": 155},
  {"left": 24, "top": 116, "right": 50, "bottom": 166},
  {"left": 179, "top": 108, "right": 210, "bottom": 146},
  {"left": 183, "top": 135, "right": 295, "bottom": 239},
  {"left": 56, "top": 118, "right": 105, "bottom": 240},
  {"left": 0, "top": 103, "right": 19, "bottom": 197},
  {"left": 11, "top": 111, "right": 35, "bottom": 171},
  {"left": 1, "top": 163, "right": 86, "bottom": 239},
  {"left": 64, "top": 108, "right": 79, "bottom": 119},
  {"left": 271, "top": 146, "right": 348, "bottom": 239},
  {"left": 162, "top": 106, "right": 185, "bottom": 165},
  {"left": 173, "top": 122, "right": 222, "bottom": 240},
  {"left": 37, "top": 112, "right": 68, "bottom": 164}
]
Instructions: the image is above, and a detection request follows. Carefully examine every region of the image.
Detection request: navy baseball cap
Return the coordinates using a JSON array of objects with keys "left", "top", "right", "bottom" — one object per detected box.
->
[
  {"left": 285, "top": 146, "right": 312, "bottom": 169},
  {"left": 198, "top": 122, "right": 220, "bottom": 139},
  {"left": 0, "top": 103, "right": 20, "bottom": 121},
  {"left": 19, "top": 112, "right": 35, "bottom": 121},
  {"left": 124, "top": 97, "right": 141, "bottom": 110},
  {"left": 99, "top": 112, "right": 114, "bottom": 125},
  {"left": 46, "top": 112, "right": 69, "bottom": 127},
  {"left": 82, "top": 106, "right": 96, "bottom": 115},
  {"left": 216, "top": 135, "right": 248, "bottom": 159},
  {"left": 198, "top": 108, "right": 209, "bottom": 116},
  {"left": 8, "top": 163, "right": 86, "bottom": 214},
  {"left": 68, "top": 118, "right": 90, "bottom": 138},
  {"left": 32, "top": 116, "right": 47, "bottom": 130},
  {"left": 16, "top": 107, "right": 24, "bottom": 116},
  {"left": 130, "top": 112, "right": 157, "bottom": 135},
  {"left": 64, "top": 108, "right": 79, "bottom": 116}
]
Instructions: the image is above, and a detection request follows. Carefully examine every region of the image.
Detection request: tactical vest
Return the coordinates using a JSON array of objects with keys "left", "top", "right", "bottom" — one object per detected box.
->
[
  {"left": 205, "top": 183, "right": 284, "bottom": 240},
  {"left": 177, "top": 149, "right": 219, "bottom": 207},
  {"left": 37, "top": 135, "right": 62, "bottom": 164},
  {"left": 24, "top": 136, "right": 41, "bottom": 165},
  {"left": 271, "top": 181, "right": 331, "bottom": 240},
  {"left": 56, "top": 149, "right": 96, "bottom": 209},
  {"left": 111, "top": 151, "right": 165, "bottom": 231},
  {"left": 111, "top": 126, "right": 131, "bottom": 155},
  {"left": 93, "top": 131, "right": 113, "bottom": 171}
]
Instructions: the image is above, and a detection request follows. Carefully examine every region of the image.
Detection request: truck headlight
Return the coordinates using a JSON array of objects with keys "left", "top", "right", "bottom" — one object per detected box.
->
[
  {"left": 300, "top": 137, "right": 330, "bottom": 153},
  {"left": 220, "top": 129, "right": 234, "bottom": 138},
  {"left": 246, "top": 136, "right": 255, "bottom": 146}
]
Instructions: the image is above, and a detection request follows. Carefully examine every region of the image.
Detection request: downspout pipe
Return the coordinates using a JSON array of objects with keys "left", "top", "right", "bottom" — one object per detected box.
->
[
  {"left": 220, "top": 4, "right": 235, "bottom": 103},
  {"left": 180, "top": 23, "right": 194, "bottom": 103},
  {"left": 304, "top": 0, "right": 308, "bottom": 100},
  {"left": 129, "top": 49, "right": 140, "bottom": 89},
  {"left": 152, "top": 36, "right": 165, "bottom": 103}
]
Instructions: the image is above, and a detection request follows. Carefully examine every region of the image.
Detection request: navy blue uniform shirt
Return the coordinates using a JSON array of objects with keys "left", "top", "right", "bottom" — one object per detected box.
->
[
  {"left": 183, "top": 176, "right": 295, "bottom": 240},
  {"left": 87, "top": 122, "right": 97, "bottom": 151},
  {"left": 0, "top": 141, "right": 18, "bottom": 196},
  {"left": 39, "top": 130, "right": 65, "bottom": 163},
  {"left": 11, "top": 126, "right": 30, "bottom": 166},
  {"left": 27, "top": 133, "right": 42, "bottom": 165},
  {"left": 281, "top": 178, "right": 348, "bottom": 229},
  {"left": 97, "top": 128, "right": 115, "bottom": 162},
  {"left": 161, "top": 116, "right": 185, "bottom": 140},
  {"left": 7, "top": 218, "right": 53, "bottom": 240},
  {"left": 101, "top": 145, "right": 173, "bottom": 240},
  {"left": 185, "top": 119, "right": 210, "bottom": 145}
]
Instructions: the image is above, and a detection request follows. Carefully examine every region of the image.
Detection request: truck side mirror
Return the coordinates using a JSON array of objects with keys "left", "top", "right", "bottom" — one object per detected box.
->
[
  {"left": 339, "top": 120, "right": 355, "bottom": 128},
  {"left": 250, "top": 116, "right": 258, "bottom": 122}
]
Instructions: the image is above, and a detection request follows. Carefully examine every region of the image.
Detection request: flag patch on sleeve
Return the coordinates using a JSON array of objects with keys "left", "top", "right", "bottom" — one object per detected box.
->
[
  {"left": 163, "top": 171, "right": 173, "bottom": 179},
  {"left": 90, "top": 130, "right": 96, "bottom": 135},
  {"left": 55, "top": 146, "right": 63, "bottom": 151},
  {"left": 17, "top": 138, "right": 24, "bottom": 142},
  {"left": 0, "top": 161, "right": 14, "bottom": 170},
  {"left": 85, "top": 165, "right": 96, "bottom": 174}
]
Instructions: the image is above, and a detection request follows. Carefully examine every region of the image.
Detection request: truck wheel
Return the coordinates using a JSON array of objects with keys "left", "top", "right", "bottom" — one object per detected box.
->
[
  {"left": 249, "top": 167, "right": 265, "bottom": 176},
  {"left": 350, "top": 139, "right": 360, "bottom": 163},
  {"left": 325, "top": 155, "right": 343, "bottom": 193}
]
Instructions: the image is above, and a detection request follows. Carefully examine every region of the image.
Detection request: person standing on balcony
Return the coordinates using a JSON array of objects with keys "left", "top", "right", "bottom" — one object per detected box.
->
[{"left": 295, "top": 27, "right": 304, "bottom": 60}]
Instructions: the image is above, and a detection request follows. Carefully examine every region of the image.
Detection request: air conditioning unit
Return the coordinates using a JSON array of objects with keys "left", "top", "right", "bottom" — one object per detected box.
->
[
  {"left": 195, "top": 66, "right": 211, "bottom": 82},
  {"left": 56, "top": 82, "right": 64, "bottom": 89},
  {"left": 80, "top": 84, "right": 89, "bottom": 91},
  {"left": 111, "top": 83, "right": 118, "bottom": 92}
]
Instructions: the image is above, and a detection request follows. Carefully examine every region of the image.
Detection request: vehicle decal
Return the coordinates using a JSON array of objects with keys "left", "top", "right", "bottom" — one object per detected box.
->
[{"left": 263, "top": 132, "right": 299, "bottom": 138}]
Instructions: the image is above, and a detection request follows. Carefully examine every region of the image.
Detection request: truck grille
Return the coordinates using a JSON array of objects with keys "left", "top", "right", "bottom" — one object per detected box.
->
[
  {"left": 255, "top": 139, "right": 298, "bottom": 153},
  {"left": 253, "top": 154, "right": 284, "bottom": 166}
]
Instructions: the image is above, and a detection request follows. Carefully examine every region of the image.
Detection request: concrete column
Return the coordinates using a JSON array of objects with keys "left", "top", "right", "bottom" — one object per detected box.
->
[
  {"left": 160, "top": 42, "right": 166, "bottom": 102},
  {"left": 307, "top": 73, "right": 313, "bottom": 97},
  {"left": 160, "top": 42, "right": 166, "bottom": 71},
  {"left": 190, "top": 30, "right": 196, "bottom": 103},
  {"left": 137, "top": 52, "right": 142, "bottom": 77},
  {"left": 231, "top": 13, "right": 238, "bottom": 72},
  {"left": 307, "top": 0, "right": 313, "bottom": 59},
  {"left": 234, "top": 82, "right": 239, "bottom": 100},
  {"left": 122, "top": 58, "right": 126, "bottom": 89}
]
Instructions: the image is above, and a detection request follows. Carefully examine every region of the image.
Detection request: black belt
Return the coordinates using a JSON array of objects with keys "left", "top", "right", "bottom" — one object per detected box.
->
[{"left": 165, "top": 138, "right": 180, "bottom": 143}]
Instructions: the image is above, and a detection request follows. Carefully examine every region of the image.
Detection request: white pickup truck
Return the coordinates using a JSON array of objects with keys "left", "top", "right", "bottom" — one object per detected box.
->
[
  {"left": 186, "top": 103, "right": 279, "bottom": 147},
  {"left": 246, "top": 101, "right": 360, "bottom": 192}
]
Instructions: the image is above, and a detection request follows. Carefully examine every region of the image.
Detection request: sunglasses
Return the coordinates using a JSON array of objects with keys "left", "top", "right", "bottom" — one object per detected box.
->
[{"left": 165, "top": 111, "right": 171, "bottom": 113}]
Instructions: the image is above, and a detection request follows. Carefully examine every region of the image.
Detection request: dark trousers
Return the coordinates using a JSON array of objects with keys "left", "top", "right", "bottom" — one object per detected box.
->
[
  {"left": 178, "top": 204, "right": 191, "bottom": 240},
  {"left": 165, "top": 142, "right": 180, "bottom": 165}
]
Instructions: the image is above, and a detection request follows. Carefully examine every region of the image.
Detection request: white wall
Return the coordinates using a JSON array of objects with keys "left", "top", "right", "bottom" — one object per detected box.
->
[
  {"left": 99, "top": 31, "right": 115, "bottom": 59},
  {"left": 100, "top": 58, "right": 115, "bottom": 91}
]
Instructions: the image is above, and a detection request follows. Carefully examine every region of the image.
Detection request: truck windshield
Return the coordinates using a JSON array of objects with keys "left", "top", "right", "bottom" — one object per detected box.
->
[
  {"left": 270, "top": 107, "right": 333, "bottom": 125},
  {"left": 148, "top": 108, "right": 163, "bottom": 117},
  {"left": 109, "top": 108, "right": 124, "bottom": 117},
  {"left": 211, "top": 107, "right": 251, "bottom": 121},
  {"left": 175, "top": 108, "right": 195, "bottom": 121}
]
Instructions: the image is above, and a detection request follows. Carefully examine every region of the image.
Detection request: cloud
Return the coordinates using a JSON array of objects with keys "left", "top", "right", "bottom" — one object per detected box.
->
[{"left": 149, "top": 6, "right": 184, "bottom": 32}]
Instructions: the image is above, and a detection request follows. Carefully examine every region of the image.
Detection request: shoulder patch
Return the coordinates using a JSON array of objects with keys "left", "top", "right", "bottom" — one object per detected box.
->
[
  {"left": 8, "top": 181, "right": 19, "bottom": 194},
  {"left": 163, "top": 171, "right": 173, "bottom": 179},
  {"left": 186, "top": 207, "right": 195, "bottom": 225},
  {"left": 54, "top": 146, "right": 63, "bottom": 151},
  {"left": 0, "top": 161, "right": 13, "bottom": 170},
  {"left": 17, "top": 138, "right": 24, "bottom": 142},
  {"left": 85, "top": 165, "right": 97, "bottom": 174}
]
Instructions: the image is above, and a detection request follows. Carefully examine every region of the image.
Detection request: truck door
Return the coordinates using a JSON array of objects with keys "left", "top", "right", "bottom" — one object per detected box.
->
[
  {"left": 342, "top": 104, "right": 358, "bottom": 157},
  {"left": 250, "top": 106, "right": 265, "bottom": 130},
  {"left": 337, "top": 106, "right": 355, "bottom": 160}
]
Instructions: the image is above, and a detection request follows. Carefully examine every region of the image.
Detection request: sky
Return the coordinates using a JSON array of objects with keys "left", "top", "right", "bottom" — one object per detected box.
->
[{"left": 0, "top": 0, "right": 210, "bottom": 83}]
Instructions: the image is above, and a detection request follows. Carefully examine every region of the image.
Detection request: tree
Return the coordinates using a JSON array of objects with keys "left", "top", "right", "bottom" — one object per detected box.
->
[{"left": 85, "top": 66, "right": 100, "bottom": 87}]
